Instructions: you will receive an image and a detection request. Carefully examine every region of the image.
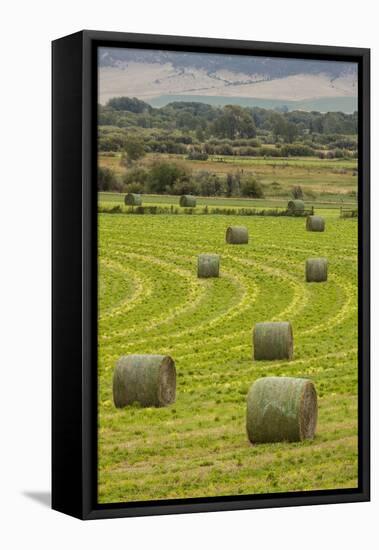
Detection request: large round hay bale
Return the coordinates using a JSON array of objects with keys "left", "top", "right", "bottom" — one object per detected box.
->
[
  {"left": 226, "top": 226, "right": 249, "bottom": 244},
  {"left": 253, "top": 321, "right": 293, "bottom": 361},
  {"left": 306, "top": 215, "right": 325, "bottom": 232},
  {"left": 179, "top": 195, "right": 197, "bottom": 207},
  {"left": 287, "top": 199, "right": 305, "bottom": 214},
  {"left": 197, "top": 254, "right": 220, "bottom": 278},
  {"left": 305, "top": 258, "right": 328, "bottom": 282},
  {"left": 113, "top": 354, "right": 176, "bottom": 408},
  {"left": 246, "top": 376, "right": 318, "bottom": 443},
  {"left": 124, "top": 193, "right": 142, "bottom": 206}
]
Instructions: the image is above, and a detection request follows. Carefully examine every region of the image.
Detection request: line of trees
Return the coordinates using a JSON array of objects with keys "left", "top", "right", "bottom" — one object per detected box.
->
[
  {"left": 99, "top": 131, "right": 357, "bottom": 159},
  {"left": 99, "top": 97, "right": 358, "bottom": 139},
  {"left": 98, "top": 161, "right": 265, "bottom": 199}
]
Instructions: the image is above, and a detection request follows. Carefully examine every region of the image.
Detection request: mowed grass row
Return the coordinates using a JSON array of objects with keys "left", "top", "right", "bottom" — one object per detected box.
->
[
  {"left": 98, "top": 213, "right": 358, "bottom": 503},
  {"left": 99, "top": 191, "right": 355, "bottom": 213}
]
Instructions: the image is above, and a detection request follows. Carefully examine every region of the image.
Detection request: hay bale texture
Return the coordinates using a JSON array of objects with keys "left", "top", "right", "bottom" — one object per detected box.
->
[
  {"left": 226, "top": 226, "right": 249, "bottom": 244},
  {"left": 306, "top": 258, "right": 328, "bottom": 282},
  {"left": 287, "top": 199, "right": 305, "bottom": 214},
  {"left": 306, "top": 215, "right": 325, "bottom": 232},
  {"left": 253, "top": 321, "right": 293, "bottom": 361},
  {"left": 246, "top": 376, "right": 318, "bottom": 443},
  {"left": 198, "top": 254, "right": 220, "bottom": 278},
  {"left": 124, "top": 193, "right": 142, "bottom": 206},
  {"left": 180, "top": 195, "right": 197, "bottom": 207},
  {"left": 113, "top": 354, "right": 176, "bottom": 408}
]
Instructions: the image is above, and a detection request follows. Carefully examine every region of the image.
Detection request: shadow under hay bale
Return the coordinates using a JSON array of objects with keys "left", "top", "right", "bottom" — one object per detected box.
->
[
  {"left": 305, "top": 258, "right": 328, "bottom": 282},
  {"left": 124, "top": 193, "right": 142, "bottom": 206},
  {"left": 306, "top": 215, "right": 325, "bottom": 232},
  {"left": 179, "top": 195, "right": 196, "bottom": 207},
  {"left": 226, "top": 226, "right": 249, "bottom": 244},
  {"left": 287, "top": 199, "right": 305, "bottom": 214},
  {"left": 253, "top": 321, "right": 293, "bottom": 360},
  {"left": 197, "top": 254, "right": 220, "bottom": 278},
  {"left": 113, "top": 355, "right": 176, "bottom": 408},
  {"left": 246, "top": 376, "right": 318, "bottom": 443}
]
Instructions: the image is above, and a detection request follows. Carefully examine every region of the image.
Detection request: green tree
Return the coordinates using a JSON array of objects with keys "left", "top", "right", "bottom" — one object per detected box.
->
[
  {"left": 97, "top": 167, "right": 119, "bottom": 192},
  {"left": 106, "top": 96, "right": 152, "bottom": 113},
  {"left": 241, "top": 176, "right": 264, "bottom": 198},
  {"left": 147, "top": 162, "right": 191, "bottom": 194},
  {"left": 121, "top": 137, "right": 146, "bottom": 166},
  {"left": 283, "top": 122, "right": 298, "bottom": 143},
  {"left": 212, "top": 105, "right": 256, "bottom": 140},
  {"left": 271, "top": 113, "right": 298, "bottom": 143},
  {"left": 226, "top": 172, "right": 241, "bottom": 197}
]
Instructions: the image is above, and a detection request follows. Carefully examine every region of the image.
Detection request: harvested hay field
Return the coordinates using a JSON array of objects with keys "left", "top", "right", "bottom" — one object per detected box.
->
[{"left": 98, "top": 212, "right": 358, "bottom": 503}]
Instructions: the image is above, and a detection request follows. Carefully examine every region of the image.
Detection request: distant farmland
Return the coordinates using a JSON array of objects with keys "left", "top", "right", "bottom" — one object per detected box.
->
[{"left": 99, "top": 152, "right": 358, "bottom": 204}]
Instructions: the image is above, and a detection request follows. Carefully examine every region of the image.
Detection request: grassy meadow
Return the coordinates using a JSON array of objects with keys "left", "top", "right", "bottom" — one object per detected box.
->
[
  {"left": 99, "top": 152, "right": 358, "bottom": 204},
  {"left": 97, "top": 92, "right": 359, "bottom": 504},
  {"left": 98, "top": 202, "right": 358, "bottom": 503}
]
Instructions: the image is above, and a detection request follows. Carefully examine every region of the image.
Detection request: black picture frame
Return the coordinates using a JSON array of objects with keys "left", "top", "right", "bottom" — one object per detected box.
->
[{"left": 52, "top": 30, "right": 370, "bottom": 520}]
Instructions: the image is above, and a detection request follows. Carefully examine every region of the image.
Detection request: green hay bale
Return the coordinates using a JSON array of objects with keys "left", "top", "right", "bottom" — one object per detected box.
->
[
  {"left": 179, "top": 195, "right": 197, "bottom": 207},
  {"left": 113, "top": 354, "right": 176, "bottom": 408},
  {"left": 246, "top": 376, "right": 318, "bottom": 443},
  {"left": 124, "top": 193, "right": 142, "bottom": 206},
  {"left": 197, "top": 254, "right": 220, "bottom": 278},
  {"left": 287, "top": 199, "right": 305, "bottom": 213},
  {"left": 305, "top": 258, "right": 328, "bottom": 282},
  {"left": 306, "top": 215, "right": 325, "bottom": 232},
  {"left": 226, "top": 226, "right": 249, "bottom": 244},
  {"left": 253, "top": 321, "right": 293, "bottom": 360}
]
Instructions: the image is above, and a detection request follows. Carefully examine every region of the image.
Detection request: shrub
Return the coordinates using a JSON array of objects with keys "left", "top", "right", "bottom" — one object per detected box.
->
[
  {"left": 281, "top": 144, "right": 314, "bottom": 157},
  {"left": 124, "top": 182, "right": 144, "bottom": 194},
  {"left": 193, "top": 171, "right": 224, "bottom": 196},
  {"left": 98, "top": 166, "right": 119, "bottom": 191},
  {"left": 171, "top": 179, "right": 198, "bottom": 196},
  {"left": 240, "top": 176, "right": 264, "bottom": 198},
  {"left": 186, "top": 150, "right": 209, "bottom": 161},
  {"left": 123, "top": 166, "right": 149, "bottom": 184},
  {"left": 334, "top": 148, "right": 345, "bottom": 158},
  {"left": 237, "top": 146, "right": 260, "bottom": 157},
  {"left": 214, "top": 144, "right": 234, "bottom": 156},
  {"left": 291, "top": 185, "right": 304, "bottom": 200},
  {"left": 259, "top": 146, "right": 282, "bottom": 157},
  {"left": 203, "top": 143, "right": 216, "bottom": 155},
  {"left": 147, "top": 161, "right": 191, "bottom": 194},
  {"left": 120, "top": 137, "right": 146, "bottom": 166}
]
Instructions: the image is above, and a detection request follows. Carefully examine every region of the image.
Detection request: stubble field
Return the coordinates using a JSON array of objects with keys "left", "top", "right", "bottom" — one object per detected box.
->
[{"left": 98, "top": 210, "right": 358, "bottom": 503}]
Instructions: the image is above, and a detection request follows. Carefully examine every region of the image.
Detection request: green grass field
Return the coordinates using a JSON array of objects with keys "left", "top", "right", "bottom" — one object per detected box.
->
[
  {"left": 99, "top": 192, "right": 355, "bottom": 215},
  {"left": 98, "top": 211, "right": 358, "bottom": 503}
]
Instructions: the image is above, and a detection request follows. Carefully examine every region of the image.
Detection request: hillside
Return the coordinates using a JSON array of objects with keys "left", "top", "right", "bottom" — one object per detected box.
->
[{"left": 98, "top": 48, "right": 358, "bottom": 112}]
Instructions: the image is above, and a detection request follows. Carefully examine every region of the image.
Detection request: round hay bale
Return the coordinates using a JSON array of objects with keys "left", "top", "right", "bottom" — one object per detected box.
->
[
  {"left": 179, "top": 195, "right": 197, "bottom": 207},
  {"left": 246, "top": 376, "right": 318, "bottom": 443},
  {"left": 305, "top": 258, "right": 328, "bottom": 282},
  {"left": 253, "top": 321, "right": 293, "bottom": 361},
  {"left": 306, "top": 215, "right": 325, "bottom": 232},
  {"left": 197, "top": 254, "right": 220, "bottom": 278},
  {"left": 226, "top": 226, "right": 249, "bottom": 244},
  {"left": 113, "top": 354, "right": 176, "bottom": 408},
  {"left": 124, "top": 193, "right": 142, "bottom": 206},
  {"left": 287, "top": 199, "right": 305, "bottom": 214}
]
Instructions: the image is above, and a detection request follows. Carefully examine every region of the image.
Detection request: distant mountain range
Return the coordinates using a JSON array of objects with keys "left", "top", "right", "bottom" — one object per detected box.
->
[
  {"left": 99, "top": 48, "right": 355, "bottom": 78},
  {"left": 98, "top": 48, "right": 358, "bottom": 113}
]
